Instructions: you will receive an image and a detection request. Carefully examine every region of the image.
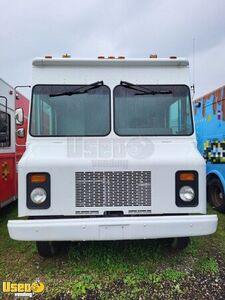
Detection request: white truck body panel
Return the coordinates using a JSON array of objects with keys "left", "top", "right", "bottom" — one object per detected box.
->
[
  {"left": 18, "top": 139, "right": 206, "bottom": 216},
  {"left": 8, "top": 58, "right": 218, "bottom": 241}
]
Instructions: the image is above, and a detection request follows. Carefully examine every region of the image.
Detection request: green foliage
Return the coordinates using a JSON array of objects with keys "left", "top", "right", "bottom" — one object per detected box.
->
[
  {"left": 123, "top": 275, "right": 137, "bottom": 287},
  {"left": 71, "top": 275, "right": 97, "bottom": 298},
  {"left": 148, "top": 273, "right": 162, "bottom": 284},
  {"left": 162, "top": 268, "right": 187, "bottom": 282},
  {"left": 194, "top": 257, "right": 219, "bottom": 274}
]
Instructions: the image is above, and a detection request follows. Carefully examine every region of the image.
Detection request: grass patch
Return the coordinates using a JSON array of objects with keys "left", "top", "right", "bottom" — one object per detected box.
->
[
  {"left": 194, "top": 257, "right": 219, "bottom": 274},
  {"left": 162, "top": 268, "right": 187, "bottom": 282}
]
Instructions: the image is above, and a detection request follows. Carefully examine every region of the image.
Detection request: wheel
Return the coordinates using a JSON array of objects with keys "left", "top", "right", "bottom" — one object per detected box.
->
[
  {"left": 170, "top": 237, "right": 190, "bottom": 250},
  {"left": 162, "top": 237, "right": 190, "bottom": 250},
  {"left": 207, "top": 177, "right": 225, "bottom": 213},
  {"left": 36, "top": 241, "right": 69, "bottom": 258}
]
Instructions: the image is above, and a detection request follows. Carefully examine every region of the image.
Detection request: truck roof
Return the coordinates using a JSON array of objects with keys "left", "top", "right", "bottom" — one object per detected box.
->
[
  {"left": 32, "top": 57, "right": 189, "bottom": 67},
  {"left": 32, "top": 57, "right": 190, "bottom": 86}
]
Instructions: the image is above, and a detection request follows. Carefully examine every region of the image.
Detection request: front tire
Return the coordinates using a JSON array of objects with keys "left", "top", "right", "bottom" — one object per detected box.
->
[
  {"left": 207, "top": 177, "right": 225, "bottom": 213},
  {"left": 36, "top": 241, "right": 67, "bottom": 258},
  {"left": 162, "top": 237, "right": 190, "bottom": 250}
]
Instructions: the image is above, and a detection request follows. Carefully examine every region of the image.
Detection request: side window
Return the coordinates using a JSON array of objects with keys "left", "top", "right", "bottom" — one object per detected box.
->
[
  {"left": 0, "top": 111, "right": 10, "bottom": 147},
  {"left": 31, "top": 96, "right": 56, "bottom": 135},
  {"left": 169, "top": 100, "right": 179, "bottom": 134},
  {"left": 42, "top": 102, "right": 55, "bottom": 135},
  {"left": 169, "top": 97, "right": 192, "bottom": 134}
]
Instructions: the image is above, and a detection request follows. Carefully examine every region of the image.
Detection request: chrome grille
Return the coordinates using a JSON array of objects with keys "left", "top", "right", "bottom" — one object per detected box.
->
[{"left": 75, "top": 171, "right": 151, "bottom": 207}]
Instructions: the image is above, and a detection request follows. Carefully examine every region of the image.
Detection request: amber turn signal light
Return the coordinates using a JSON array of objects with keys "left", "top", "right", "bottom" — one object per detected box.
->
[
  {"left": 179, "top": 173, "right": 195, "bottom": 181},
  {"left": 31, "top": 174, "right": 47, "bottom": 183}
]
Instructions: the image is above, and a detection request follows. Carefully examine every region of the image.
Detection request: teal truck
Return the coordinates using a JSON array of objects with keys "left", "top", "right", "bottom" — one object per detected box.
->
[{"left": 194, "top": 85, "right": 225, "bottom": 212}]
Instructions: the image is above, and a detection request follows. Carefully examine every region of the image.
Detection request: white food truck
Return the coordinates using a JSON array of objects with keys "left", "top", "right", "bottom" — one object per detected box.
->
[{"left": 8, "top": 55, "right": 218, "bottom": 257}]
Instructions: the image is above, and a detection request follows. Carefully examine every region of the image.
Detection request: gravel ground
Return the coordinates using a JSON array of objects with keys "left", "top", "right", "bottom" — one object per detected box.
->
[{"left": 33, "top": 254, "right": 225, "bottom": 300}]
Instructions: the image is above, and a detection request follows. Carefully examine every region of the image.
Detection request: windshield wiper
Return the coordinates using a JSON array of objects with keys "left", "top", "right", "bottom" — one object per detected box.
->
[
  {"left": 49, "top": 81, "right": 104, "bottom": 97},
  {"left": 135, "top": 90, "right": 173, "bottom": 96},
  {"left": 120, "top": 81, "right": 151, "bottom": 94},
  {"left": 120, "top": 81, "right": 172, "bottom": 96}
]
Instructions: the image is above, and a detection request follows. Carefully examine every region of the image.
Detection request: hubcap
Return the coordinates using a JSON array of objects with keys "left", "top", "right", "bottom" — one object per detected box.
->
[{"left": 211, "top": 183, "right": 224, "bottom": 207}]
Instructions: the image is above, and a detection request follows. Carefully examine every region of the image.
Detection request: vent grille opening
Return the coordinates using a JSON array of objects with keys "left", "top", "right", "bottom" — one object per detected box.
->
[{"left": 75, "top": 171, "right": 151, "bottom": 207}]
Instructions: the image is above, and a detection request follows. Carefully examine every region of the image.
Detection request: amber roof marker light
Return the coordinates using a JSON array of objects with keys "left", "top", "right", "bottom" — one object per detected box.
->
[
  {"left": 149, "top": 54, "right": 158, "bottom": 59},
  {"left": 62, "top": 53, "right": 71, "bottom": 58}
]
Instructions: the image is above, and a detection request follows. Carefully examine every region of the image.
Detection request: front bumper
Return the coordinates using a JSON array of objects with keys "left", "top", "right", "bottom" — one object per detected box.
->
[{"left": 8, "top": 215, "right": 218, "bottom": 241}]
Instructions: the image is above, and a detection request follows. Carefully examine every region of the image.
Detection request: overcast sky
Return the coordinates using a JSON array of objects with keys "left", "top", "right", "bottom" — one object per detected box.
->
[{"left": 0, "top": 0, "right": 224, "bottom": 99}]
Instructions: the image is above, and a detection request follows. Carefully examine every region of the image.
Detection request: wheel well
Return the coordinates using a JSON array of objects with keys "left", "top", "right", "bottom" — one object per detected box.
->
[
  {"left": 207, "top": 173, "right": 221, "bottom": 184},
  {"left": 206, "top": 172, "right": 225, "bottom": 212},
  {"left": 207, "top": 173, "right": 225, "bottom": 194}
]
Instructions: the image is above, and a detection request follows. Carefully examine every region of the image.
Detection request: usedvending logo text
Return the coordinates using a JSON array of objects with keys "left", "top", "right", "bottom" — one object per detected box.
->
[{"left": 2, "top": 281, "right": 45, "bottom": 298}]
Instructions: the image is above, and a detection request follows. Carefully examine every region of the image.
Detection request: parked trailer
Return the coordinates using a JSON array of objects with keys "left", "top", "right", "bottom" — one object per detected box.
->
[
  {"left": 0, "top": 78, "right": 29, "bottom": 208},
  {"left": 8, "top": 56, "right": 218, "bottom": 257},
  {"left": 194, "top": 85, "right": 225, "bottom": 212}
]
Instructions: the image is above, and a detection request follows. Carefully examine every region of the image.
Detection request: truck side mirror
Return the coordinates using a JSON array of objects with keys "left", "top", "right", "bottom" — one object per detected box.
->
[
  {"left": 15, "top": 108, "right": 24, "bottom": 125},
  {"left": 16, "top": 128, "right": 25, "bottom": 138}
]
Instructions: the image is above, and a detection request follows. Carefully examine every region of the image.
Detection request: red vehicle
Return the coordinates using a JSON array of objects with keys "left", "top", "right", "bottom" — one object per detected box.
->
[{"left": 0, "top": 78, "right": 29, "bottom": 208}]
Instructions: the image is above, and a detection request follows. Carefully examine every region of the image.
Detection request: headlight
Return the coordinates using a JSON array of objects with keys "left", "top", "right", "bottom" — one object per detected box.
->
[
  {"left": 179, "top": 186, "right": 195, "bottom": 202},
  {"left": 30, "top": 188, "right": 47, "bottom": 204}
]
